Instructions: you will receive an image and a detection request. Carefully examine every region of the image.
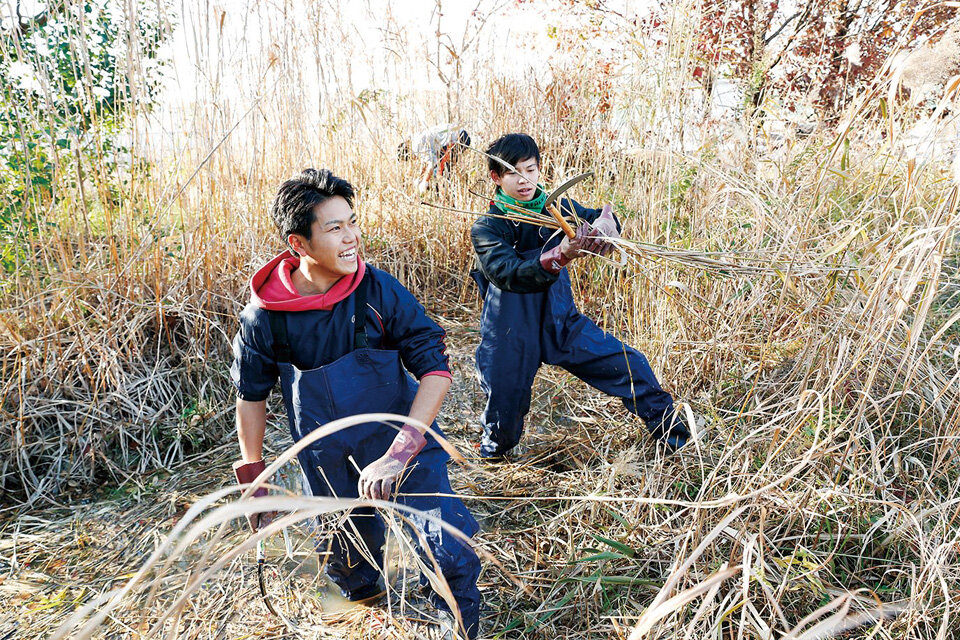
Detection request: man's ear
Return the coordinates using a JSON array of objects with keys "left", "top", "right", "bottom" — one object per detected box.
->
[
  {"left": 490, "top": 170, "right": 502, "bottom": 186},
  {"left": 287, "top": 234, "right": 305, "bottom": 256}
]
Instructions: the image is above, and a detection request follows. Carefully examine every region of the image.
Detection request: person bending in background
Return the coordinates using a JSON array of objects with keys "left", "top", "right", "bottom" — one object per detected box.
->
[
  {"left": 397, "top": 123, "right": 470, "bottom": 194},
  {"left": 231, "top": 168, "right": 481, "bottom": 638},
  {"left": 470, "top": 133, "right": 692, "bottom": 459}
]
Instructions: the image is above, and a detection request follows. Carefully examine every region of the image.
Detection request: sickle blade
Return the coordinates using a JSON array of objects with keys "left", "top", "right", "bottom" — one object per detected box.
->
[{"left": 544, "top": 171, "right": 594, "bottom": 208}]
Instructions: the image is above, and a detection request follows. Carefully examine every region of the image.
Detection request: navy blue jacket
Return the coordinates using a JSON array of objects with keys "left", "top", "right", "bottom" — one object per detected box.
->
[
  {"left": 470, "top": 198, "right": 614, "bottom": 293},
  {"left": 231, "top": 264, "right": 450, "bottom": 402}
]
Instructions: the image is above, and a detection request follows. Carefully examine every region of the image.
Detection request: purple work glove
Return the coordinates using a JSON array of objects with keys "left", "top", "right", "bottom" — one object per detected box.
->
[
  {"left": 539, "top": 222, "right": 605, "bottom": 274},
  {"left": 590, "top": 203, "right": 620, "bottom": 257},
  {"left": 358, "top": 424, "right": 427, "bottom": 501},
  {"left": 233, "top": 459, "right": 275, "bottom": 532}
]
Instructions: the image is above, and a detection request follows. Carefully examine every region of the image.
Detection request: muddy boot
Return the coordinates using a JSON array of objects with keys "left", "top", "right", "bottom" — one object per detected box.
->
[
  {"left": 346, "top": 582, "right": 387, "bottom": 606},
  {"left": 645, "top": 408, "right": 692, "bottom": 452}
]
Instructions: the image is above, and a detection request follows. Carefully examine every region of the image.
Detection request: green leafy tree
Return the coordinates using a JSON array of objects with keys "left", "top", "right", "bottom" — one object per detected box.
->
[{"left": 0, "top": 0, "right": 172, "bottom": 269}]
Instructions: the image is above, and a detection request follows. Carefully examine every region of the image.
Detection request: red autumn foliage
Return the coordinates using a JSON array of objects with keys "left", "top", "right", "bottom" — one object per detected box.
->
[{"left": 685, "top": 0, "right": 959, "bottom": 117}]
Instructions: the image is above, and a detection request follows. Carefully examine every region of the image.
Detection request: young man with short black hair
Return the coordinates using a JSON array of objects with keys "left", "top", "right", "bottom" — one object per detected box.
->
[
  {"left": 232, "top": 168, "right": 481, "bottom": 638},
  {"left": 471, "top": 133, "right": 691, "bottom": 459}
]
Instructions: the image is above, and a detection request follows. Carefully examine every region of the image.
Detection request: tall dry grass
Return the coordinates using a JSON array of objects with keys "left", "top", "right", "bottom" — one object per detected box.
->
[{"left": 2, "top": 0, "right": 960, "bottom": 638}]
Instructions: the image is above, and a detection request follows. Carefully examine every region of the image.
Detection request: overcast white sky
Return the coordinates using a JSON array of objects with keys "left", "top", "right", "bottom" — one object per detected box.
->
[{"left": 160, "top": 1, "right": 556, "bottom": 103}]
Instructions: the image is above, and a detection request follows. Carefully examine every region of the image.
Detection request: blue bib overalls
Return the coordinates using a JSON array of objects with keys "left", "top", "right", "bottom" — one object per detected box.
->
[
  {"left": 268, "top": 276, "right": 480, "bottom": 637},
  {"left": 474, "top": 247, "right": 684, "bottom": 457}
]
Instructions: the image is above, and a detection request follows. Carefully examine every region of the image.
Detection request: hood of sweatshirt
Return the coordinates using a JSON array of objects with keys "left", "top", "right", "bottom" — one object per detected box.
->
[{"left": 249, "top": 251, "right": 366, "bottom": 311}]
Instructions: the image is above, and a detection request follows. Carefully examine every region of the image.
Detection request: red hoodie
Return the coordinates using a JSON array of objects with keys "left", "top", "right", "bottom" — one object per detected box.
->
[{"left": 250, "top": 252, "right": 365, "bottom": 311}]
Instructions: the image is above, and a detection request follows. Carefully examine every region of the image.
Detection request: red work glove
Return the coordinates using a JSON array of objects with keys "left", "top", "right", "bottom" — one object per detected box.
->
[
  {"left": 233, "top": 459, "right": 275, "bottom": 532},
  {"left": 539, "top": 222, "right": 604, "bottom": 274},
  {"left": 590, "top": 203, "right": 620, "bottom": 257},
  {"left": 358, "top": 425, "right": 427, "bottom": 501}
]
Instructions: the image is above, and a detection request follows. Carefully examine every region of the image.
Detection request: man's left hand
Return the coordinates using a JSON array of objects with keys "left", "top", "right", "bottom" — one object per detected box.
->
[
  {"left": 358, "top": 425, "right": 427, "bottom": 501},
  {"left": 590, "top": 203, "right": 620, "bottom": 257},
  {"left": 358, "top": 454, "right": 407, "bottom": 501}
]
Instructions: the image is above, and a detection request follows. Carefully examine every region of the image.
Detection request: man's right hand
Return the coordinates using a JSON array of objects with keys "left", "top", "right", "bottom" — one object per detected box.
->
[
  {"left": 233, "top": 459, "right": 276, "bottom": 532},
  {"left": 540, "top": 222, "right": 605, "bottom": 274},
  {"left": 560, "top": 222, "right": 605, "bottom": 260}
]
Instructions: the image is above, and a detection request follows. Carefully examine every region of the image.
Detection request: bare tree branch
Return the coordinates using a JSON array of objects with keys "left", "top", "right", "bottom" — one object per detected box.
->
[
  {"left": 765, "top": 10, "right": 803, "bottom": 45},
  {"left": 765, "top": 0, "right": 818, "bottom": 74},
  {"left": 6, "top": 0, "right": 67, "bottom": 41}
]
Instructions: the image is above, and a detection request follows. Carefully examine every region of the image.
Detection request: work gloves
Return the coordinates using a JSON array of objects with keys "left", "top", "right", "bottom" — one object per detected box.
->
[
  {"left": 539, "top": 203, "right": 620, "bottom": 274},
  {"left": 233, "top": 459, "right": 276, "bottom": 532},
  {"left": 358, "top": 424, "right": 427, "bottom": 501},
  {"left": 590, "top": 203, "right": 620, "bottom": 256},
  {"left": 538, "top": 223, "right": 596, "bottom": 273}
]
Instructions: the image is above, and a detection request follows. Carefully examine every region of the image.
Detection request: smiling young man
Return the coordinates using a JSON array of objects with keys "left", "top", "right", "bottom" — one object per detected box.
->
[
  {"left": 231, "top": 168, "right": 481, "bottom": 638},
  {"left": 470, "top": 133, "right": 691, "bottom": 459}
]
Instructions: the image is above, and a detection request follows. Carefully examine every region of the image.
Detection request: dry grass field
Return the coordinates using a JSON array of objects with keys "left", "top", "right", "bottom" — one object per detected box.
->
[{"left": 2, "top": 1, "right": 959, "bottom": 638}]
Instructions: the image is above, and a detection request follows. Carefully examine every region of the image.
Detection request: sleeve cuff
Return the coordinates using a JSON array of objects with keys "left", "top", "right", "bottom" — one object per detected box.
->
[
  {"left": 237, "top": 390, "right": 271, "bottom": 402},
  {"left": 420, "top": 370, "right": 452, "bottom": 380},
  {"left": 539, "top": 245, "right": 570, "bottom": 274}
]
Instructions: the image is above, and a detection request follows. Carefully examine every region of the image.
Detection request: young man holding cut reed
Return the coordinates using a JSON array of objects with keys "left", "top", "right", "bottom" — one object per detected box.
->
[
  {"left": 471, "top": 133, "right": 691, "bottom": 459},
  {"left": 231, "top": 168, "right": 481, "bottom": 639}
]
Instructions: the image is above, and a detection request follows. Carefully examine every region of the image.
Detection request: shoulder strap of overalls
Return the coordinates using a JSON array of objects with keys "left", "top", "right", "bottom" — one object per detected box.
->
[
  {"left": 267, "top": 311, "right": 291, "bottom": 364},
  {"left": 267, "top": 272, "right": 369, "bottom": 361},
  {"left": 353, "top": 270, "right": 369, "bottom": 350}
]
